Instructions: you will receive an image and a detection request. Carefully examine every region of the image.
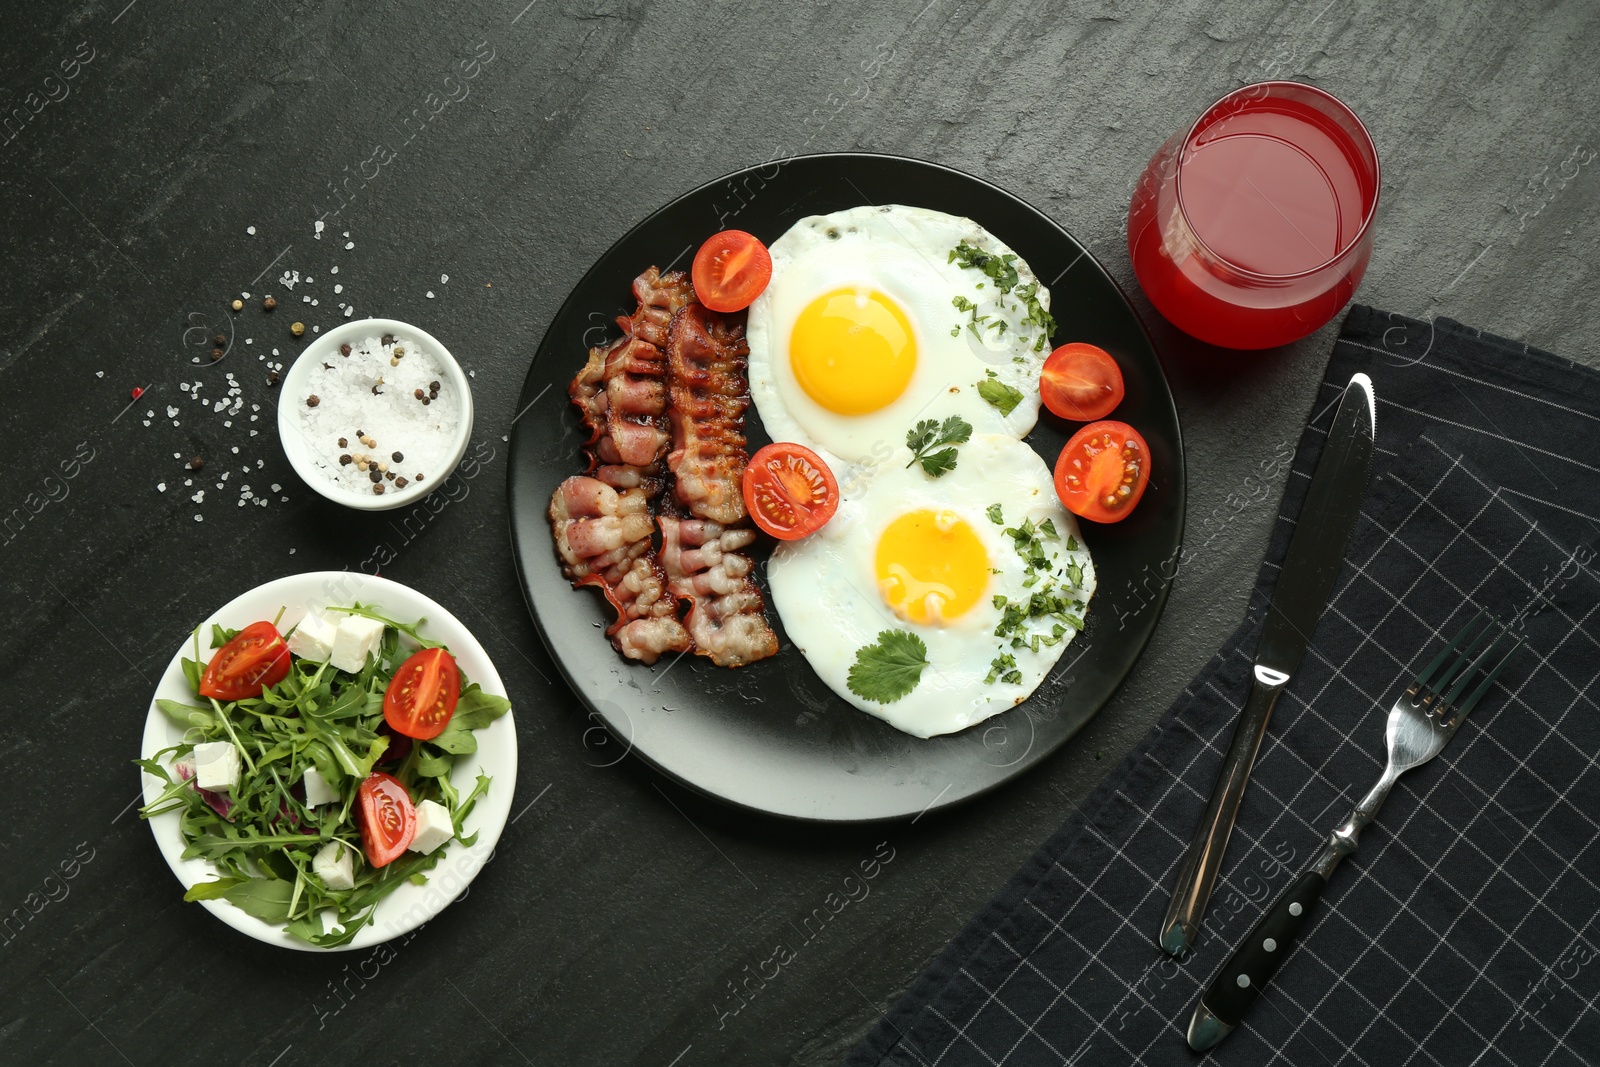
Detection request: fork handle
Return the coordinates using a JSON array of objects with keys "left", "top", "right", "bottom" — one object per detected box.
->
[{"left": 1188, "top": 869, "right": 1329, "bottom": 1050}]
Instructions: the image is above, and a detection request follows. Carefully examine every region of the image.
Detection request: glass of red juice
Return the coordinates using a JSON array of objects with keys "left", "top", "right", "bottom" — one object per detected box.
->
[{"left": 1128, "top": 82, "right": 1380, "bottom": 350}]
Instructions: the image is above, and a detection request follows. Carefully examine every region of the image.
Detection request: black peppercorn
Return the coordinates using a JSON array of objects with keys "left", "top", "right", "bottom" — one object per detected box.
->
[
  {"left": 306, "top": 395, "right": 320, "bottom": 408},
  {"left": 340, "top": 343, "right": 352, "bottom": 356},
  {"left": 369, "top": 469, "right": 382, "bottom": 483},
  {"left": 391, "top": 451, "right": 403, "bottom": 463},
  {"left": 339, "top": 454, "right": 353, "bottom": 465}
]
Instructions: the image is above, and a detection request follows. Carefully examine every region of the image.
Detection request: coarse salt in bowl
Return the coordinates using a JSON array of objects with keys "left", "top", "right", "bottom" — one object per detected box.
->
[{"left": 278, "top": 318, "right": 474, "bottom": 510}]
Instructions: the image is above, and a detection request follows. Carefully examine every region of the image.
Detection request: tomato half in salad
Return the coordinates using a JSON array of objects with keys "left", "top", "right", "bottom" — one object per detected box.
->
[
  {"left": 692, "top": 230, "right": 773, "bottom": 313},
  {"left": 1040, "top": 343, "right": 1125, "bottom": 422},
  {"left": 1053, "top": 420, "right": 1151, "bottom": 524},
  {"left": 198, "top": 620, "right": 291, "bottom": 701},
  {"left": 742, "top": 442, "right": 840, "bottom": 541},
  {"left": 383, "top": 647, "right": 461, "bottom": 741},
  {"left": 357, "top": 772, "right": 416, "bottom": 868}
]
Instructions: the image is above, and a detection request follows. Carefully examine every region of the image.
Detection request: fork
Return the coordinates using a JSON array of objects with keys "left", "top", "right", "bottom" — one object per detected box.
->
[{"left": 1186, "top": 609, "right": 1525, "bottom": 1051}]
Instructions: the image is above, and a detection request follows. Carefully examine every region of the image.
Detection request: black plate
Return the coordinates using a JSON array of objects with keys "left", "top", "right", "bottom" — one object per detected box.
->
[{"left": 507, "top": 153, "right": 1184, "bottom": 822}]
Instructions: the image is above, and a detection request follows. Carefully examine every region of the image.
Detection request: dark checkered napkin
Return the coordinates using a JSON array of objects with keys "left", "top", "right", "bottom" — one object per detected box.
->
[{"left": 847, "top": 308, "right": 1600, "bottom": 1067}]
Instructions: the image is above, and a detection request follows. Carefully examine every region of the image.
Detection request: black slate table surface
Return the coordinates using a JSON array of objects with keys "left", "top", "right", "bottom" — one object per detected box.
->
[{"left": 2, "top": 2, "right": 1596, "bottom": 1065}]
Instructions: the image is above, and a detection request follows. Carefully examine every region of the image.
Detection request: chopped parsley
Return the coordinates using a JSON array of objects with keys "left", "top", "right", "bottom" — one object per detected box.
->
[
  {"left": 905, "top": 416, "right": 972, "bottom": 478},
  {"left": 986, "top": 503, "right": 1005, "bottom": 525},
  {"left": 976, "top": 377, "right": 1025, "bottom": 416},
  {"left": 847, "top": 630, "right": 929, "bottom": 704},
  {"left": 948, "top": 240, "right": 1058, "bottom": 352},
  {"left": 985, "top": 652, "right": 1022, "bottom": 685}
]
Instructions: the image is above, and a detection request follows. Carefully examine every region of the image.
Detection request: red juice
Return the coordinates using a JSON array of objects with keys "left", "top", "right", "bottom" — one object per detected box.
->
[{"left": 1129, "top": 84, "right": 1379, "bottom": 350}]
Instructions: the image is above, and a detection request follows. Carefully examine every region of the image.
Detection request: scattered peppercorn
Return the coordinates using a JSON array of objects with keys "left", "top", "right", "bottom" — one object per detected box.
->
[
  {"left": 382, "top": 333, "right": 396, "bottom": 345},
  {"left": 337, "top": 437, "right": 348, "bottom": 448},
  {"left": 263, "top": 296, "right": 277, "bottom": 311},
  {"left": 188, "top": 455, "right": 204, "bottom": 470},
  {"left": 391, "top": 451, "right": 403, "bottom": 463},
  {"left": 306, "top": 395, "right": 320, "bottom": 408},
  {"left": 389, "top": 357, "right": 399, "bottom": 367},
  {"left": 421, "top": 397, "right": 431, "bottom": 406},
  {"left": 395, "top": 476, "right": 409, "bottom": 488},
  {"left": 415, "top": 474, "right": 424, "bottom": 482},
  {"left": 429, "top": 380, "right": 440, "bottom": 392},
  {"left": 393, "top": 346, "right": 405, "bottom": 358},
  {"left": 355, "top": 428, "right": 365, "bottom": 437},
  {"left": 210, "top": 348, "right": 224, "bottom": 361},
  {"left": 371, "top": 384, "right": 382, "bottom": 395},
  {"left": 213, "top": 333, "right": 226, "bottom": 346},
  {"left": 290, "top": 321, "right": 306, "bottom": 337},
  {"left": 266, "top": 370, "right": 280, "bottom": 386},
  {"left": 231, "top": 299, "right": 244, "bottom": 312},
  {"left": 361, "top": 435, "right": 375, "bottom": 447},
  {"left": 414, "top": 388, "right": 425, "bottom": 400},
  {"left": 340, "top": 343, "right": 352, "bottom": 357},
  {"left": 378, "top": 462, "right": 388, "bottom": 473},
  {"left": 339, "top": 454, "right": 353, "bottom": 465},
  {"left": 384, "top": 471, "right": 395, "bottom": 481},
  {"left": 373, "top": 483, "right": 386, "bottom": 495},
  {"left": 369, "top": 469, "right": 382, "bottom": 483}
]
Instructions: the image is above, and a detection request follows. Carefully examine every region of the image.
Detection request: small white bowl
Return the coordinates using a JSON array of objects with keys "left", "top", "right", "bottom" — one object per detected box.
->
[{"left": 278, "top": 318, "right": 474, "bottom": 511}]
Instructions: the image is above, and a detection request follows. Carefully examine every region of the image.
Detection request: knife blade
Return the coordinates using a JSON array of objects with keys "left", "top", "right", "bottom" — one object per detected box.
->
[{"left": 1158, "top": 372, "right": 1376, "bottom": 957}]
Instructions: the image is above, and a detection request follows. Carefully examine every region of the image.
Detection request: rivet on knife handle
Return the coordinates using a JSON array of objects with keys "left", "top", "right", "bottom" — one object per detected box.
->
[{"left": 1158, "top": 664, "right": 1288, "bottom": 955}]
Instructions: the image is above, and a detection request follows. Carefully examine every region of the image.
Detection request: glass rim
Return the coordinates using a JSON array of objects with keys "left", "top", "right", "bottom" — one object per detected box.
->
[{"left": 1174, "top": 79, "right": 1381, "bottom": 283}]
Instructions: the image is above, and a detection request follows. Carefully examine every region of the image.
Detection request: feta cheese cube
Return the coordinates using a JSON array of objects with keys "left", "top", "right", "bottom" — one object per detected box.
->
[
  {"left": 286, "top": 611, "right": 337, "bottom": 662},
  {"left": 312, "top": 841, "right": 355, "bottom": 891},
  {"left": 407, "top": 799, "right": 454, "bottom": 855},
  {"left": 302, "top": 766, "right": 339, "bottom": 807},
  {"left": 329, "top": 614, "right": 385, "bottom": 673},
  {"left": 193, "top": 741, "right": 241, "bottom": 793}
]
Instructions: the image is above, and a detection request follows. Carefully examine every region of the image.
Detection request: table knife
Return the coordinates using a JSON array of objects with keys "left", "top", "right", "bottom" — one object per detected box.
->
[{"left": 1158, "top": 372, "right": 1377, "bottom": 957}]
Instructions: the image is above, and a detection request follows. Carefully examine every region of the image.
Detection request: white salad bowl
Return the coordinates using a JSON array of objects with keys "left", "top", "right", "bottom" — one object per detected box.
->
[
  {"left": 277, "top": 317, "right": 475, "bottom": 511},
  {"left": 138, "top": 571, "right": 517, "bottom": 952}
]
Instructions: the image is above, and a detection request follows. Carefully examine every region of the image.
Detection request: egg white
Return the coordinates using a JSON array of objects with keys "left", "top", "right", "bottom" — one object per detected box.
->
[
  {"left": 747, "top": 205, "right": 1052, "bottom": 466},
  {"left": 766, "top": 434, "right": 1095, "bottom": 738}
]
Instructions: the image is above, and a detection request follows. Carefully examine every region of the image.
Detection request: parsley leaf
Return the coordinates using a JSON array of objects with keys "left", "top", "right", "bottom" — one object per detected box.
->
[
  {"left": 847, "top": 630, "right": 929, "bottom": 703},
  {"left": 986, "top": 503, "right": 1005, "bottom": 525},
  {"left": 976, "top": 378, "right": 1024, "bottom": 416},
  {"left": 905, "top": 416, "right": 973, "bottom": 477}
]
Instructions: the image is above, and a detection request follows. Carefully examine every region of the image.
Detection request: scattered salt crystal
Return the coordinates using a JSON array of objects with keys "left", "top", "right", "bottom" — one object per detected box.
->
[
  {"left": 237, "top": 499, "right": 246, "bottom": 507},
  {"left": 96, "top": 370, "right": 105, "bottom": 378},
  {"left": 312, "top": 326, "right": 319, "bottom": 333},
  {"left": 334, "top": 285, "right": 342, "bottom": 294},
  {"left": 231, "top": 446, "right": 240, "bottom": 454},
  {"left": 247, "top": 225, "right": 256, "bottom": 235},
  {"left": 192, "top": 490, "right": 205, "bottom": 503},
  {"left": 195, "top": 514, "right": 203, "bottom": 522},
  {"left": 441, "top": 274, "right": 449, "bottom": 284},
  {"left": 281, "top": 496, "right": 289, "bottom": 502},
  {"left": 303, "top": 295, "right": 311, "bottom": 303},
  {"left": 256, "top": 459, "right": 265, "bottom": 468},
  {"left": 184, "top": 478, "right": 192, "bottom": 486},
  {"left": 223, "top": 421, "right": 232, "bottom": 428},
  {"left": 312, "top": 299, "right": 319, "bottom": 307},
  {"left": 251, "top": 415, "right": 258, "bottom": 422},
  {"left": 173, "top": 453, "right": 181, "bottom": 459},
  {"left": 330, "top": 266, "right": 339, "bottom": 275},
  {"left": 342, "top": 231, "right": 350, "bottom": 238},
  {"left": 426, "top": 291, "right": 435, "bottom": 299},
  {"left": 306, "top": 277, "right": 313, "bottom": 283},
  {"left": 192, "top": 357, "right": 201, "bottom": 363},
  {"left": 172, "top": 420, "right": 180, "bottom": 426},
  {"left": 221, "top": 472, "right": 229, "bottom": 480},
  {"left": 270, "top": 483, "right": 281, "bottom": 492},
  {"left": 146, "top": 409, "right": 154, "bottom": 417},
  {"left": 249, "top": 429, "right": 258, "bottom": 436},
  {"left": 157, "top": 482, "right": 166, "bottom": 492},
  {"left": 166, "top": 405, "right": 178, "bottom": 418},
  {"left": 242, "top": 292, "right": 251, "bottom": 299},
  {"left": 469, "top": 370, "right": 475, "bottom": 378},
  {"left": 345, "top": 241, "right": 354, "bottom": 250},
  {"left": 142, "top": 420, "right": 150, "bottom": 427},
  {"left": 180, "top": 383, "right": 190, "bottom": 392},
  {"left": 315, "top": 220, "right": 325, "bottom": 235},
  {"left": 289, "top": 548, "right": 296, "bottom": 554},
  {"left": 345, "top": 307, "right": 353, "bottom": 317},
  {"left": 246, "top": 338, "right": 253, "bottom": 345},
  {"left": 273, "top": 348, "right": 280, "bottom": 356},
  {"left": 251, "top": 404, "right": 260, "bottom": 412}
]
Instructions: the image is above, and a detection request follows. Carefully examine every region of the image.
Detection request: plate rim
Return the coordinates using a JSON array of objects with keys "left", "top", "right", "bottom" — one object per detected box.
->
[
  {"left": 138, "top": 570, "right": 518, "bottom": 951},
  {"left": 507, "top": 150, "right": 1185, "bottom": 823}
]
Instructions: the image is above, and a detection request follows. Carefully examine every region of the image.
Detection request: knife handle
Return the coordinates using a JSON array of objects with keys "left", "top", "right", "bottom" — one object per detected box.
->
[
  {"left": 1188, "top": 869, "right": 1328, "bottom": 1050},
  {"left": 1159, "top": 666, "right": 1288, "bottom": 956}
]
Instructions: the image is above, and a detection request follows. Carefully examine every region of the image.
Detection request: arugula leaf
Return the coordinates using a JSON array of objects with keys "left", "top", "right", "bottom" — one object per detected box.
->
[
  {"left": 156, "top": 699, "right": 214, "bottom": 731},
  {"left": 183, "top": 877, "right": 245, "bottom": 902},
  {"left": 221, "top": 877, "right": 296, "bottom": 924},
  {"left": 976, "top": 378, "right": 1024, "bottom": 416},
  {"left": 430, "top": 686, "right": 512, "bottom": 755},
  {"left": 905, "top": 416, "right": 972, "bottom": 477},
  {"left": 847, "top": 630, "right": 929, "bottom": 704}
]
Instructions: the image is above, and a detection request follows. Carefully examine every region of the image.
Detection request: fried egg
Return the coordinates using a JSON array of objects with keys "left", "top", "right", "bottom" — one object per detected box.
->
[
  {"left": 747, "top": 205, "right": 1053, "bottom": 466},
  {"left": 766, "top": 434, "right": 1095, "bottom": 738}
]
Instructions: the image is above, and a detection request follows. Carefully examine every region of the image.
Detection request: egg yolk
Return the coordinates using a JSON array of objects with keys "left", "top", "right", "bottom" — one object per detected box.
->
[
  {"left": 875, "top": 509, "right": 989, "bottom": 625},
  {"left": 790, "top": 288, "right": 917, "bottom": 415}
]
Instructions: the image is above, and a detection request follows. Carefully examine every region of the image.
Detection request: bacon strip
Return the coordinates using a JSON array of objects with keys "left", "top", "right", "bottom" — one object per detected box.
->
[
  {"left": 666, "top": 303, "right": 751, "bottom": 525},
  {"left": 549, "top": 476, "right": 689, "bottom": 664},
  {"left": 553, "top": 267, "right": 695, "bottom": 663},
  {"left": 658, "top": 516, "right": 779, "bottom": 668}
]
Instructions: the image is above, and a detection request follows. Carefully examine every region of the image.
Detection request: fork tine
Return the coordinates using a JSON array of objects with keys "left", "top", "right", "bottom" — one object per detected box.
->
[
  {"left": 1414, "top": 608, "right": 1487, "bottom": 692},
  {"left": 1441, "top": 624, "right": 1512, "bottom": 707},
  {"left": 1452, "top": 632, "right": 1527, "bottom": 719},
  {"left": 1428, "top": 611, "right": 1499, "bottom": 697}
]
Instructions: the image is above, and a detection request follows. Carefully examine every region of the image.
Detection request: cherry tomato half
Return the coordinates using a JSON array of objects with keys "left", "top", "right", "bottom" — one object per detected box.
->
[
  {"left": 1053, "top": 420, "right": 1151, "bottom": 523},
  {"left": 357, "top": 772, "right": 416, "bottom": 868},
  {"left": 1040, "top": 343, "right": 1125, "bottom": 422},
  {"left": 743, "top": 442, "right": 840, "bottom": 540},
  {"left": 692, "top": 230, "right": 773, "bottom": 313},
  {"left": 198, "top": 620, "right": 291, "bottom": 701},
  {"left": 383, "top": 647, "right": 461, "bottom": 741}
]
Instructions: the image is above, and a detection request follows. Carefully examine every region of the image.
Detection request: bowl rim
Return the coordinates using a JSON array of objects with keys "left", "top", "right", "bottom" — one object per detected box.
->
[{"left": 276, "top": 317, "right": 475, "bottom": 511}]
